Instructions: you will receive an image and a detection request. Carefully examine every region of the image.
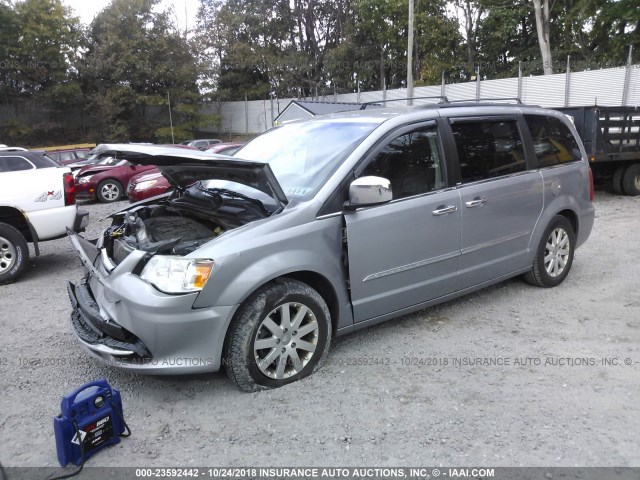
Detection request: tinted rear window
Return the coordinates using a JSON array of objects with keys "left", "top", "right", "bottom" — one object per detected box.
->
[
  {"left": 452, "top": 120, "right": 526, "bottom": 183},
  {"left": 525, "top": 115, "right": 582, "bottom": 167},
  {"left": 0, "top": 156, "right": 34, "bottom": 172}
]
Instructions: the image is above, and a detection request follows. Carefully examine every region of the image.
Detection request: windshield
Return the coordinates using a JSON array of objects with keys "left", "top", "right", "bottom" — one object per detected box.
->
[{"left": 236, "top": 120, "right": 378, "bottom": 200}]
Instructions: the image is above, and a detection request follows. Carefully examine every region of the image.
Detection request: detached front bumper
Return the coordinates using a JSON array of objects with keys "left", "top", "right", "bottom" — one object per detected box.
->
[{"left": 66, "top": 230, "right": 238, "bottom": 374}]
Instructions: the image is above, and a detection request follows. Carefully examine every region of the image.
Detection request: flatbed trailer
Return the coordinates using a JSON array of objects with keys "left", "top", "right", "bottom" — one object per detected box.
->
[{"left": 556, "top": 106, "right": 640, "bottom": 195}]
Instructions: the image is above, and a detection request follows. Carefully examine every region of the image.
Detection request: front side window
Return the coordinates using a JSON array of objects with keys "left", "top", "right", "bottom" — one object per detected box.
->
[
  {"left": 359, "top": 127, "right": 445, "bottom": 200},
  {"left": 0, "top": 156, "right": 34, "bottom": 173},
  {"left": 525, "top": 114, "right": 582, "bottom": 167},
  {"left": 452, "top": 120, "right": 526, "bottom": 183}
]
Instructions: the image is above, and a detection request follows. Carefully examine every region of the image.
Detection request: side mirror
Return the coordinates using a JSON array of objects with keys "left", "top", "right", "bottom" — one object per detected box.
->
[{"left": 345, "top": 176, "right": 392, "bottom": 210}]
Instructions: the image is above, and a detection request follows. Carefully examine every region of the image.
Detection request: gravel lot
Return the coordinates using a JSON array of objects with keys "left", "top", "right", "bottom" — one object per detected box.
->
[{"left": 1, "top": 192, "right": 639, "bottom": 468}]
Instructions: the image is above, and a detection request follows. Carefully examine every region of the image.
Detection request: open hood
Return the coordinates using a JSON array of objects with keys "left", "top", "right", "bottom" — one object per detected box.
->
[{"left": 95, "top": 144, "right": 288, "bottom": 205}]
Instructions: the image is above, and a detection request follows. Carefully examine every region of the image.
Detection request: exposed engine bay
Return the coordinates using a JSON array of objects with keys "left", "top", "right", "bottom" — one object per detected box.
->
[{"left": 103, "top": 181, "right": 276, "bottom": 264}]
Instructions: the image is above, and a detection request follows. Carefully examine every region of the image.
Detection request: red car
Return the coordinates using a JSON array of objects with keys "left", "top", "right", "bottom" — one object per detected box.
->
[
  {"left": 127, "top": 143, "right": 244, "bottom": 202},
  {"left": 127, "top": 169, "right": 170, "bottom": 202},
  {"left": 76, "top": 156, "right": 156, "bottom": 203}
]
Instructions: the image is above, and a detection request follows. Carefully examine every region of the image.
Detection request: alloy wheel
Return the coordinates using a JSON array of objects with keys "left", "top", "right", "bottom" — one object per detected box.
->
[
  {"left": 253, "top": 302, "right": 319, "bottom": 380},
  {"left": 101, "top": 183, "right": 120, "bottom": 201},
  {"left": 544, "top": 227, "right": 570, "bottom": 277}
]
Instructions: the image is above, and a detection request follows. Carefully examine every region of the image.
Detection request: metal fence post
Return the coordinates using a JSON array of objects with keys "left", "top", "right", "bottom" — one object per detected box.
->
[
  {"left": 244, "top": 93, "right": 249, "bottom": 135},
  {"left": 622, "top": 45, "right": 633, "bottom": 106},
  {"left": 270, "top": 94, "right": 274, "bottom": 126},
  {"left": 564, "top": 55, "right": 571, "bottom": 107},
  {"left": 518, "top": 61, "right": 523, "bottom": 101}
]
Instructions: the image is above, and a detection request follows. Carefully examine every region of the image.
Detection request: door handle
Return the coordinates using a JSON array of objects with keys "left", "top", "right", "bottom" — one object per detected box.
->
[
  {"left": 465, "top": 198, "right": 487, "bottom": 208},
  {"left": 432, "top": 205, "right": 458, "bottom": 216}
]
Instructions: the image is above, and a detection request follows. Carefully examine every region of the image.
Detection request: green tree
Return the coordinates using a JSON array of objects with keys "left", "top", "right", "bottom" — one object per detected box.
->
[
  {"left": 0, "top": 0, "right": 81, "bottom": 98},
  {"left": 197, "top": 0, "right": 462, "bottom": 99},
  {"left": 81, "top": 0, "right": 209, "bottom": 141}
]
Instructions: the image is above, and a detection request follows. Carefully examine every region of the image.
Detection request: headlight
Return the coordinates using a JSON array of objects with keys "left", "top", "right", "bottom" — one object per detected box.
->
[
  {"left": 135, "top": 179, "right": 158, "bottom": 190},
  {"left": 77, "top": 175, "right": 93, "bottom": 184},
  {"left": 140, "top": 256, "right": 214, "bottom": 293}
]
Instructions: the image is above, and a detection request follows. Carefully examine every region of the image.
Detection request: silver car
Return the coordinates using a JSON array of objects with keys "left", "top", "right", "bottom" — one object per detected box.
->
[{"left": 67, "top": 103, "right": 595, "bottom": 391}]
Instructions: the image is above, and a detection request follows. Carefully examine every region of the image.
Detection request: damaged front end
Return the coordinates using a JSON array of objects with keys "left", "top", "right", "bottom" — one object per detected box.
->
[{"left": 65, "top": 146, "right": 288, "bottom": 373}]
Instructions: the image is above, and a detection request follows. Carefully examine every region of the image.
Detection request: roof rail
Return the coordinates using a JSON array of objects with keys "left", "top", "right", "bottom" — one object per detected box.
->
[
  {"left": 0, "top": 146, "right": 28, "bottom": 152},
  {"left": 360, "top": 96, "right": 449, "bottom": 109},
  {"left": 446, "top": 97, "right": 523, "bottom": 104}
]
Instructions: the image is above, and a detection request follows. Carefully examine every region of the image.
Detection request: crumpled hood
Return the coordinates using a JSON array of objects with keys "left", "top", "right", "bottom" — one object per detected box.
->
[
  {"left": 94, "top": 144, "right": 288, "bottom": 205},
  {"left": 76, "top": 165, "right": 117, "bottom": 176}
]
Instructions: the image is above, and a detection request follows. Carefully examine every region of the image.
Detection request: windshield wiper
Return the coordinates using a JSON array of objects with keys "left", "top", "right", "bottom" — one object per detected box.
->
[{"left": 197, "top": 185, "right": 270, "bottom": 216}]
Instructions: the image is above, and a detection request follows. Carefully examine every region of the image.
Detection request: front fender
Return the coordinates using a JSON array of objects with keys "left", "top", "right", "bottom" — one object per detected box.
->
[{"left": 192, "top": 216, "right": 354, "bottom": 329}]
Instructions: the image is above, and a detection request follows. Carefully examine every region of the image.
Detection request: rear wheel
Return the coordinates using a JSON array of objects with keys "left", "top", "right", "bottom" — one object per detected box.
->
[
  {"left": 622, "top": 163, "right": 640, "bottom": 196},
  {"left": 524, "top": 215, "right": 575, "bottom": 288},
  {"left": 611, "top": 165, "right": 626, "bottom": 195},
  {"left": 0, "top": 223, "right": 29, "bottom": 285},
  {"left": 96, "top": 179, "right": 123, "bottom": 203},
  {"left": 224, "top": 279, "right": 332, "bottom": 392}
]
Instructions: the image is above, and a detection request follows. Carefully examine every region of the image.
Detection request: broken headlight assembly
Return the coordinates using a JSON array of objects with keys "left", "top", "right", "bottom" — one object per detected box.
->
[{"left": 140, "top": 256, "right": 214, "bottom": 294}]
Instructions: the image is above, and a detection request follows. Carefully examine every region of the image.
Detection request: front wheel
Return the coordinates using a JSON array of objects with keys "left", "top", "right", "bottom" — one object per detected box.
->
[
  {"left": 524, "top": 215, "right": 575, "bottom": 288},
  {"left": 96, "top": 179, "right": 123, "bottom": 203},
  {"left": 0, "top": 223, "right": 29, "bottom": 285},
  {"left": 224, "top": 279, "right": 332, "bottom": 392}
]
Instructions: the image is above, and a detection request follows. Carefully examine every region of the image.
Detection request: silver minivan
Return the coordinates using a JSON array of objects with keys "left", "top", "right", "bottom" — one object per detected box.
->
[{"left": 68, "top": 103, "right": 595, "bottom": 391}]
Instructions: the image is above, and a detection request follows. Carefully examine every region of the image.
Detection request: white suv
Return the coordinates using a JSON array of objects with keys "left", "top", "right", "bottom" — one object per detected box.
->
[{"left": 0, "top": 147, "right": 89, "bottom": 284}]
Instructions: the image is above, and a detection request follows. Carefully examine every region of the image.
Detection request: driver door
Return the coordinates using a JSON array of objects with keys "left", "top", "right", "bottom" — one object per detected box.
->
[{"left": 345, "top": 123, "right": 462, "bottom": 323}]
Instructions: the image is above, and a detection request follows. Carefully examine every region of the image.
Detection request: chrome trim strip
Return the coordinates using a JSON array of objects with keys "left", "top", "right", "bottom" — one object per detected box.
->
[
  {"left": 363, "top": 250, "right": 460, "bottom": 282},
  {"left": 77, "top": 337, "right": 135, "bottom": 356},
  {"left": 461, "top": 230, "right": 530, "bottom": 255},
  {"left": 455, "top": 170, "right": 535, "bottom": 187}
]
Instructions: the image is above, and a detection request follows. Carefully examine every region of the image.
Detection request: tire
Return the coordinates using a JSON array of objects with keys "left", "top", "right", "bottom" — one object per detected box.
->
[
  {"left": 224, "top": 278, "right": 332, "bottom": 392},
  {"left": 96, "top": 179, "right": 123, "bottom": 203},
  {"left": 612, "top": 165, "right": 626, "bottom": 195},
  {"left": 621, "top": 163, "right": 640, "bottom": 196},
  {"left": 524, "top": 215, "right": 575, "bottom": 288},
  {"left": 0, "top": 223, "right": 29, "bottom": 285}
]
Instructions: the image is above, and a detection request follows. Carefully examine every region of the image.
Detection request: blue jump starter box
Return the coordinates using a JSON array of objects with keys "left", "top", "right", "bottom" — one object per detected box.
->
[{"left": 53, "top": 379, "right": 127, "bottom": 466}]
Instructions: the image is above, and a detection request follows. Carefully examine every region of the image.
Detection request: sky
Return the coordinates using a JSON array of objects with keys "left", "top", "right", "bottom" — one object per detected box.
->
[{"left": 61, "top": 0, "right": 201, "bottom": 32}]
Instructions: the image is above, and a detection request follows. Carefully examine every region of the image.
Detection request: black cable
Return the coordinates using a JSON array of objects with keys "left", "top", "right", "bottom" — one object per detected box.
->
[
  {"left": 0, "top": 460, "right": 7, "bottom": 480},
  {"left": 49, "top": 421, "right": 85, "bottom": 480},
  {"left": 111, "top": 401, "right": 131, "bottom": 438}
]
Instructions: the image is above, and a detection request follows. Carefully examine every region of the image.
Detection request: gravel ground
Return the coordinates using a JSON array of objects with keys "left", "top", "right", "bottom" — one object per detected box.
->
[{"left": 1, "top": 192, "right": 639, "bottom": 468}]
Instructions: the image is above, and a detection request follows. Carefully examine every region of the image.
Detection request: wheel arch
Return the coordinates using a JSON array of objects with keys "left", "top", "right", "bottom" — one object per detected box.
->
[
  {"left": 528, "top": 198, "right": 581, "bottom": 265},
  {"left": 0, "top": 206, "right": 33, "bottom": 242},
  {"left": 225, "top": 269, "right": 341, "bottom": 334},
  {"left": 556, "top": 208, "right": 578, "bottom": 237},
  {"left": 279, "top": 271, "right": 340, "bottom": 334},
  {"left": 98, "top": 177, "right": 123, "bottom": 188}
]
